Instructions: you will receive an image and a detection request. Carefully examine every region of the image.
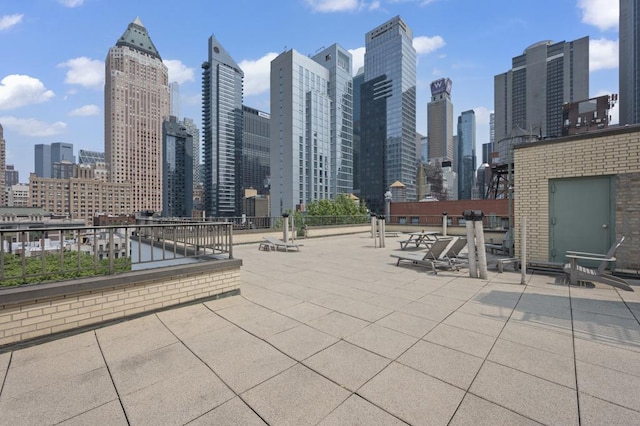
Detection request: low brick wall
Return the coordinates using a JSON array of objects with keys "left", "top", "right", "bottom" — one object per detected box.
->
[{"left": 0, "top": 258, "right": 241, "bottom": 348}]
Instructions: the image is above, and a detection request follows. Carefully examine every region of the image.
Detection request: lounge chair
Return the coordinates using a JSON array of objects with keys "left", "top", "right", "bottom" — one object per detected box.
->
[
  {"left": 262, "top": 236, "right": 300, "bottom": 252},
  {"left": 563, "top": 236, "right": 633, "bottom": 291},
  {"left": 390, "top": 237, "right": 458, "bottom": 274}
]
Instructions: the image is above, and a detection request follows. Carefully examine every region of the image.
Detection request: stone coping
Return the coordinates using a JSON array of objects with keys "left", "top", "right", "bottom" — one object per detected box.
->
[{"left": 0, "top": 257, "right": 242, "bottom": 308}]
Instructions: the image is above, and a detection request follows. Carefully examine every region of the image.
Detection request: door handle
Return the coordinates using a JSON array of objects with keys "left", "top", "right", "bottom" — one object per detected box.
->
[{"left": 602, "top": 224, "right": 608, "bottom": 229}]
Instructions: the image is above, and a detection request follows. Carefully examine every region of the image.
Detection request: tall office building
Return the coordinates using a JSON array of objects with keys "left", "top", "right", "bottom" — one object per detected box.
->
[
  {"left": 270, "top": 45, "right": 353, "bottom": 215},
  {"left": 202, "top": 35, "right": 243, "bottom": 217},
  {"left": 427, "top": 78, "right": 454, "bottom": 165},
  {"left": 457, "top": 110, "right": 476, "bottom": 200},
  {"left": 360, "top": 16, "right": 417, "bottom": 213},
  {"left": 162, "top": 116, "right": 193, "bottom": 217},
  {"left": 5, "top": 165, "right": 19, "bottom": 187},
  {"left": 352, "top": 67, "right": 365, "bottom": 195},
  {"left": 494, "top": 37, "right": 589, "bottom": 142},
  {"left": 169, "top": 82, "right": 181, "bottom": 118},
  {"left": 105, "top": 17, "right": 170, "bottom": 214},
  {"left": 51, "top": 142, "right": 74, "bottom": 165},
  {"left": 242, "top": 106, "right": 270, "bottom": 198},
  {"left": 0, "top": 124, "right": 5, "bottom": 206},
  {"left": 620, "top": 0, "right": 640, "bottom": 125},
  {"left": 181, "top": 118, "right": 200, "bottom": 188},
  {"left": 34, "top": 144, "right": 52, "bottom": 178}
]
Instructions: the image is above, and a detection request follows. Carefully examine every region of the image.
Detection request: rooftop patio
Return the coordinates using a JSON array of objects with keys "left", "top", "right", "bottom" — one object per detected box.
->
[{"left": 1, "top": 233, "right": 639, "bottom": 425}]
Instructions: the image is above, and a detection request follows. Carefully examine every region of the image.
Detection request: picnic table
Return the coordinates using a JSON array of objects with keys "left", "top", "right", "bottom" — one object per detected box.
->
[{"left": 398, "top": 231, "right": 439, "bottom": 250}]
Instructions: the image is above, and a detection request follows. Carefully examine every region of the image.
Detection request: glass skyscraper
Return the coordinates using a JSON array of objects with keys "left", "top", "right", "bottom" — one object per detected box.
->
[
  {"left": 360, "top": 16, "right": 417, "bottom": 213},
  {"left": 242, "top": 106, "right": 270, "bottom": 200},
  {"left": 162, "top": 116, "right": 193, "bottom": 217},
  {"left": 620, "top": 0, "right": 640, "bottom": 125},
  {"left": 202, "top": 35, "right": 244, "bottom": 217},
  {"left": 270, "top": 45, "right": 352, "bottom": 215},
  {"left": 457, "top": 110, "right": 476, "bottom": 200}
]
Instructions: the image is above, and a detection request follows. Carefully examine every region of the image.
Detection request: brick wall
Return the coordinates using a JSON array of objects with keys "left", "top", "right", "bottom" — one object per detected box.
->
[
  {"left": 514, "top": 126, "right": 640, "bottom": 266},
  {"left": 0, "top": 263, "right": 240, "bottom": 347}
]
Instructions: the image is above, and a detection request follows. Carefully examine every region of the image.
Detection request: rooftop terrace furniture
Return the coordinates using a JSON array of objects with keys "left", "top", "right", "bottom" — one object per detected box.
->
[
  {"left": 390, "top": 236, "right": 457, "bottom": 274},
  {"left": 485, "top": 229, "right": 513, "bottom": 256},
  {"left": 263, "top": 236, "right": 301, "bottom": 252},
  {"left": 564, "top": 236, "right": 633, "bottom": 291}
]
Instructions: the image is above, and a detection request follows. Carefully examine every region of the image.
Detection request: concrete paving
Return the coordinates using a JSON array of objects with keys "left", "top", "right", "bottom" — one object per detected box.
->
[{"left": 1, "top": 233, "right": 639, "bottom": 425}]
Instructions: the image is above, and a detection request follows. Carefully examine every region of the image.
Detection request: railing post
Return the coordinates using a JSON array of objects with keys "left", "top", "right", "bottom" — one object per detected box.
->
[
  {"left": 282, "top": 213, "right": 290, "bottom": 243},
  {"left": 109, "top": 227, "right": 115, "bottom": 274},
  {"left": 442, "top": 211, "right": 448, "bottom": 236}
]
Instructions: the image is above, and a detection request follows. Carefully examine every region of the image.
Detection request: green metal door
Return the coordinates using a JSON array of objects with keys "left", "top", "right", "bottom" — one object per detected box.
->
[{"left": 549, "top": 176, "right": 615, "bottom": 264}]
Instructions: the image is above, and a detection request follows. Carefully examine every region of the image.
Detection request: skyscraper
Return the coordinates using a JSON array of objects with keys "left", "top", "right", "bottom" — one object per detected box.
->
[
  {"left": 169, "top": 82, "right": 181, "bottom": 118},
  {"left": 427, "top": 78, "right": 454, "bottom": 164},
  {"left": 181, "top": 118, "right": 200, "bottom": 188},
  {"left": 360, "top": 16, "right": 417, "bottom": 213},
  {"left": 162, "top": 116, "right": 193, "bottom": 217},
  {"left": 457, "top": 110, "right": 476, "bottom": 200},
  {"left": 494, "top": 37, "right": 588, "bottom": 142},
  {"left": 620, "top": 0, "right": 640, "bottom": 125},
  {"left": 202, "top": 35, "right": 243, "bottom": 217},
  {"left": 352, "top": 67, "right": 365, "bottom": 195},
  {"left": 34, "top": 144, "right": 52, "bottom": 178},
  {"left": 270, "top": 45, "right": 353, "bottom": 215},
  {"left": 242, "top": 106, "right": 270, "bottom": 199},
  {"left": 105, "top": 17, "right": 169, "bottom": 214}
]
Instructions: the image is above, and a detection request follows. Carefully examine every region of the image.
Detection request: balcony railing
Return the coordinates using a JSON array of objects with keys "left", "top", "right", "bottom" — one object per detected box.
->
[{"left": 0, "top": 222, "right": 233, "bottom": 287}]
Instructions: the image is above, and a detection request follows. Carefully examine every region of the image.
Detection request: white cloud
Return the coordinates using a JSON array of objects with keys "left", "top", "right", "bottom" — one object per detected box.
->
[
  {"left": 473, "top": 106, "right": 493, "bottom": 126},
  {"left": 0, "top": 14, "right": 23, "bottom": 31},
  {"left": 239, "top": 52, "right": 278, "bottom": 96},
  {"left": 0, "top": 116, "right": 66, "bottom": 137},
  {"left": 578, "top": 0, "right": 618, "bottom": 31},
  {"left": 590, "top": 38, "right": 618, "bottom": 71},
  {"left": 0, "top": 74, "right": 54, "bottom": 110},
  {"left": 349, "top": 47, "right": 365, "bottom": 75},
  {"left": 413, "top": 35, "right": 445, "bottom": 55},
  {"left": 306, "top": 0, "right": 359, "bottom": 12},
  {"left": 163, "top": 59, "right": 194, "bottom": 85},
  {"left": 69, "top": 104, "right": 99, "bottom": 117},
  {"left": 58, "top": 0, "right": 84, "bottom": 7},
  {"left": 58, "top": 57, "right": 104, "bottom": 88}
]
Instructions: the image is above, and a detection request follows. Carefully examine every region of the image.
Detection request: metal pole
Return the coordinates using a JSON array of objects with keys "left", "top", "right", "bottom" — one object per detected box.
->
[
  {"left": 474, "top": 216, "right": 488, "bottom": 280},
  {"left": 380, "top": 217, "right": 386, "bottom": 248},
  {"left": 283, "top": 214, "right": 289, "bottom": 243},
  {"left": 465, "top": 217, "right": 477, "bottom": 278},
  {"left": 442, "top": 212, "right": 448, "bottom": 236},
  {"left": 521, "top": 216, "right": 527, "bottom": 285},
  {"left": 371, "top": 214, "right": 377, "bottom": 238}
]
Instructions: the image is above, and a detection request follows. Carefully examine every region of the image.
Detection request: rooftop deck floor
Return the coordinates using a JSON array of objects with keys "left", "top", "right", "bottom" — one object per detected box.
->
[{"left": 1, "top": 233, "right": 639, "bottom": 425}]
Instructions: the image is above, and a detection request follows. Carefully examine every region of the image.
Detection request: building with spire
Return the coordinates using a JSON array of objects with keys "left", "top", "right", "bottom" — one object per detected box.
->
[
  {"left": 105, "top": 17, "right": 170, "bottom": 215},
  {"left": 202, "top": 35, "right": 244, "bottom": 217}
]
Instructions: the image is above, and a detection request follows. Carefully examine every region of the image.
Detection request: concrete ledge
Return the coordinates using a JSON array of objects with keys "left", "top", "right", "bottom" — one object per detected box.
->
[{"left": 0, "top": 258, "right": 242, "bottom": 347}]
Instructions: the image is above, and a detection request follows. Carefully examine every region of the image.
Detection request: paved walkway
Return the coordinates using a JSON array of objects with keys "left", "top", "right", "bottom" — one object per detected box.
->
[{"left": 1, "top": 233, "right": 639, "bottom": 425}]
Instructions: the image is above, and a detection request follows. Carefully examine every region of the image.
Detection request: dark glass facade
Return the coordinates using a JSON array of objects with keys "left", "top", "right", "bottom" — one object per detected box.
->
[
  {"left": 162, "top": 117, "right": 193, "bottom": 217},
  {"left": 457, "top": 110, "right": 476, "bottom": 200},
  {"left": 242, "top": 106, "right": 270, "bottom": 201}
]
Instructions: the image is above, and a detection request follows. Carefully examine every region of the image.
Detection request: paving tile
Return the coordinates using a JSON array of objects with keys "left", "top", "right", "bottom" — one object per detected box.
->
[
  {"left": 96, "top": 315, "right": 178, "bottom": 363},
  {"left": 122, "top": 363, "right": 234, "bottom": 426},
  {"left": 375, "top": 311, "right": 438, "bottom": 338},
  {"left": 0, "top": 351, "right": 10, "bottom": 373},
  {"left": 345, "top": 323, "right": 418, "bottom": 359},
  {"left": 215, "top": 301, "right": 274, "bottom": 324},
  {"left": 508, "top": 309, "right": 573, "bottom": 335},
  {"left": 397, "top": 340, "right": 484, "bottom": 389},
  {"left": 430, "top": 285, "right": 482, "bottom": 301},
  {"left": 456, "top": 300, "right": 514, "bottom": 321},
  {"left": 242, "top": 364, "right": 350, "bottom": 426},
  {"left": 499, "top": 320, "right": 574, "bottom": 357},
  {"left": 304, "top": 340, "right": 390, "bottom": 391},
  {"left": 578, "top": 392, "right": 640, "bottom": 426},
  {"left": 108, "top": 342, "right": 202, "bottom": 396},
  {"left": 307, "top": 311, "right": 369, "bottom": 339},
  {"left": 335, "top": 300, "right": 394, "bottom": 322},
  {"left": 184, "top": 325, "right": 296, "bottom": 393},
  {"left": 358, "top": 361, "right": 465, "bottom": 426},
  {"left": 574, "top": 337, "right": 640, "bottom": 376},
  {"left": 239, "top": 311, "right": 301, "bottom": 338},
  {"left": 0, "top": 367, "right": 117, "bottom": 426},
  {"left": 9, "top": 331, "right": 96, "bottom": 367},
  {"left": 400, "top": 300, "right": 458, "bottom": 322},
  {"left": 364, "top": 293, "right": 413, "bottom": 310},
  {"left": 469, "top": 361, "right": 578, "bottom": 425},
  {"left": 424, "top": 323, "right": 497, "bottom": 358},
  {"left": 277, "top": 301, "right": 333, "bottom": 323},
  {"left": 572, "top": 309, "right": 640, "bottom": 352},
  {"left": 58, "top": 400, "right": 128, "bottom": 426},
  {"left": 488, "top": 338, "right": 576, "bottom": 388},
  {"left": 2, "top": 341, "right": 105, "bottom": 399},
  {"left": 266, "top": 323, "right": 338, "bottom": 361},
  {"left": 571, "top": 297, "right": 635, "bottom": 319},
  {"left": 443, "top": 311, "right": 506, "bottom": 337},
  {"left": 514, "top": 299, "right": 572, "bottom": 320},
  {"left": 575, "top": 360, "right": 640, "bottom": 411},
  {"left": 241, "top": 286, "right": 302, "bottom": 311},
  {"left": 156, "top": 303, "right": 230, "bottom": 340},
  {"left": 318, "top": 394, "right": 406, "bottom": 426},
  {"left": 203, "top": 294, "right": 250, "bottom": 311},
  {"left": 419, "top": 293, "right": 467, "bottom": 310},
  {"left": 449, "top": 393, "right": 541, "bottom": 426},
  {"left": 187, "top": 397, "right": 267, "bottom": 425}
]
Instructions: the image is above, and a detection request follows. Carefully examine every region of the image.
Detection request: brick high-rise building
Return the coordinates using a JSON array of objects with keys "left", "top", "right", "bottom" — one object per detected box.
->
[{"left": 105, "top": 17, "right": 169, "bottom": 214}]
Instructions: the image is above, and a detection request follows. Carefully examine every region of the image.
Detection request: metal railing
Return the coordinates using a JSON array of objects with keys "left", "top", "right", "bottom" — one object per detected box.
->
[
  {"left": 152, "top": 215, "right": 371, "bottom": 231},
  {"left": 0, "top": 222, "right": 233, "bottom": 287},
  {"left": 387, "top": 214, "right": 509, "bottom": 229}
]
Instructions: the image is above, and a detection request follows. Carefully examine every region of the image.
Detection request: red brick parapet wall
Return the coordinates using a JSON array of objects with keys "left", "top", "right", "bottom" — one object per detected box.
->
[{"left": 389, "top": 199, "right": 509, "bottom": 219}]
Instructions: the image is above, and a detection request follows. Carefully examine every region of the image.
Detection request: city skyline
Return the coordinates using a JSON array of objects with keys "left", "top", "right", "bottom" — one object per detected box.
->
[{"left": 0, "top": 0, "right": 620, "bottom": 180}]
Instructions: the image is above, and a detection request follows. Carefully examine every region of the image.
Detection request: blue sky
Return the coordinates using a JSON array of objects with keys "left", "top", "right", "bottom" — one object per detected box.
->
[{"left": 0, "top": 0, "right": 619, "bottom": 181}]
